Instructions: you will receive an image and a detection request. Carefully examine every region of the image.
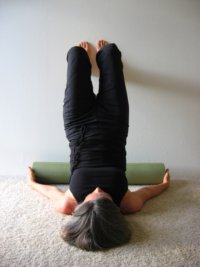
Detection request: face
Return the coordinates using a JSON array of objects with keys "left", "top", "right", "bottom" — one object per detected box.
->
[{"left": 83, "top": 187, "right": 112, "bottom": 203}]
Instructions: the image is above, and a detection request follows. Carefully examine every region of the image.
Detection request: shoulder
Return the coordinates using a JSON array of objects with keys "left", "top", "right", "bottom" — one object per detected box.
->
[
  {"left": 55, "top": 189, "right": 78, "bottom": 215},
  {"left": 120, "top": 190, "right": 143, "bottom": 214}
]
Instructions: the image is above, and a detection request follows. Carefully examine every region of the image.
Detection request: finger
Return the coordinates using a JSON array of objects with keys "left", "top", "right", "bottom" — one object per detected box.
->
[{"left": 28, "top": 166, "right": 35, "bottom": 174}]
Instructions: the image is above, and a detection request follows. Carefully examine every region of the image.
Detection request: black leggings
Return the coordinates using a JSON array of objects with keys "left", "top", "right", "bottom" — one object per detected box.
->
[{"left": 63, "top": 44, "right": 129, "bottom": 172}]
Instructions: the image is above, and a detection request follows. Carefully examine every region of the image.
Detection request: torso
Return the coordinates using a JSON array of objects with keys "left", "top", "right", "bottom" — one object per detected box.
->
[
  {"left": 67, "top": 121, "right": 128, "bottom": 173},
  {"left": 69, "top": 167, "right": 128, "bottom": 207},
  {"left": 65, "top": 119, "right": 129, "bottom": 213}
]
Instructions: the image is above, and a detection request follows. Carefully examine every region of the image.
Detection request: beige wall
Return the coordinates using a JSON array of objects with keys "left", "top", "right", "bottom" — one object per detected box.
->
[{"left": 0, "top": 0, "right": 200, "bottom": 176}]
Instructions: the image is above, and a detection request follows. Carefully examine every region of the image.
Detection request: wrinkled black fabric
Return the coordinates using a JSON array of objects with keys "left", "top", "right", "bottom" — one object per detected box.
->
[{"left": 63, "top": 44, "right": 129, "bottom": 173}]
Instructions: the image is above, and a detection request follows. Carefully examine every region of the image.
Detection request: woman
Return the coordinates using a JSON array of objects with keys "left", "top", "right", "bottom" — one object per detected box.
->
[{"left": 28, "top": 40, "right": 170, "bottom": 251}]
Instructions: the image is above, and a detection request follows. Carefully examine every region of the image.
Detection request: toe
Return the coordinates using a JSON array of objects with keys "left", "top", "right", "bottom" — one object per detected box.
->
[
  {"left": 96, "top": 40, "right": 108, "bottom": 52},
  {"left": 84, "top": 41, "right": 88, "bottom": 49},
  {"left": 77, "top": 41, "right": 89, "bottom": 52}
]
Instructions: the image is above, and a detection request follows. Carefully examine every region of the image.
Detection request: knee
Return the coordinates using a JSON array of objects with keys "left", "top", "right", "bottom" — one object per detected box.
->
[
  {"left": 66, "top": 46, "right": 87, "bottom": 61},
  {"left": 104, "top": 43, "right": 119, "bottom": 53}
]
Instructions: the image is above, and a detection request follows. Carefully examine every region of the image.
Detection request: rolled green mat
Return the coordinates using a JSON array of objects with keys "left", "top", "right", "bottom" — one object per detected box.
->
[{"left": 32, "top": 162, "right": 165, "bottom": 185}]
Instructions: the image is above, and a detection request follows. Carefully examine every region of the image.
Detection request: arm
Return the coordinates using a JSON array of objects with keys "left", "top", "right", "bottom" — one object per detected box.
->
[
  {"left": 120, "top": 169, "right": 170, "bottom": 214},
  {"left": 27, "top": 167, "right": 76, "bottom": 214}
]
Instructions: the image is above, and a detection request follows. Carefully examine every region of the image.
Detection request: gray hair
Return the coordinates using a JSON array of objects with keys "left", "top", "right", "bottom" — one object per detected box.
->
[{"left": 60, "top": 198, "right": 131, "bottom": 251}]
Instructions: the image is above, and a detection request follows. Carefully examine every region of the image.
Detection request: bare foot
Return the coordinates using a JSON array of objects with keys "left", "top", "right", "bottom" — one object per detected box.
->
[
  {"left": 96, "top": 40, "right": 109, "bottom": 52},
  {"left": 27, "top": 166, "right": 36, "bottom": 187},
  {"left": 77, "top": 41, "right": 90, "bottom": 53},
  {"left": 162, "top": 169, "right": 170, "bottom": 188}
]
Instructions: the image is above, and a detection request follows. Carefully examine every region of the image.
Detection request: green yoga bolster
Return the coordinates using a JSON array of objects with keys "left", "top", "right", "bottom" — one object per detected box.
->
[{"left": 32, "top": 162, "right": 165, "bottom": 185}]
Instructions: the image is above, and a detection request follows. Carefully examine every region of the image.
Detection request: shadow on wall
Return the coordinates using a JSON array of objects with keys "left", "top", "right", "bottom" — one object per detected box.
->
[
  {"left": 124, "top": 64, "right": 200, "bottom": 98},
  {"left": 90, "top": 44, "right": 100, "bottom": 77},
  {"left": 88, "top": 44, "right": 200, "bottom": 98}
]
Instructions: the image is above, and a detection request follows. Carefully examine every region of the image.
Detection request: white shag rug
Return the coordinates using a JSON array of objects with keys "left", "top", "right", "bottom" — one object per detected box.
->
[{"left": 0, "top": 175, "right": 199, "bottom": 267}]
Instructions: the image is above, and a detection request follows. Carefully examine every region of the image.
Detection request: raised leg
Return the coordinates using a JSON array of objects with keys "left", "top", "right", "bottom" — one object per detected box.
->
[
  {"left": 95, "top": 41, "right": 129, "bottom": 126},
  {"left": 63, "top": 42, "right": 96, "bottom": 132}
]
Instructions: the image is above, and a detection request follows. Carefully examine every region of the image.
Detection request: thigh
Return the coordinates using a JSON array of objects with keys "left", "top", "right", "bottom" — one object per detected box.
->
[
  {"left": 63, "top": 47, "right": 96, "bottom": 129},
  {"left": 96, "top": 44, "right": 129, "bottom": 125}
]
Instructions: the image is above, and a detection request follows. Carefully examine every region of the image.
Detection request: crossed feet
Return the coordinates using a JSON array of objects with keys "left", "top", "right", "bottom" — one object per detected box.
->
[{"left": 78, "top": 40, "right": 108, "bottom": 53}]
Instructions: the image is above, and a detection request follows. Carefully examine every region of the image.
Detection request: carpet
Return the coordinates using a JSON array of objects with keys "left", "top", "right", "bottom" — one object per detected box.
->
[{"left": 0, "top": 175, "right": 199, "bottom": 267}]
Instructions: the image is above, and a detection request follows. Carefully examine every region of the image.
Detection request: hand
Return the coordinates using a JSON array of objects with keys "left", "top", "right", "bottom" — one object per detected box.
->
[
  {"left": 162, "top": 169, "right": 170, "bottom": 187},
  {"left": 27, "top": 166, "right": 36, "bottom": 186}
]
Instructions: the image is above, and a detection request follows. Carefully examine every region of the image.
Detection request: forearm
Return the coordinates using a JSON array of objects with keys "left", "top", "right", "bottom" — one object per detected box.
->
[
  {"left": 134, "top": 183, "right": 168, "bottom": 203},
  {"left": 30, "top": 181, "right": 64, "bottom": 201},
  {"left": 121, "top": 170, "right": 170, "bottom": 214},
  {"left": 27, "top": 167, "right": 72, "bottom": 214}
]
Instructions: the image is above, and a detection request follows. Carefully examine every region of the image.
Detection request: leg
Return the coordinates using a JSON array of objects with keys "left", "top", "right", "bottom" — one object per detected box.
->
[
  {"left": 96, "top": 41, "right": 129, "bottom": 126},
  {"left": 63, "top": 42, "right": 96, "bottom": 132}
]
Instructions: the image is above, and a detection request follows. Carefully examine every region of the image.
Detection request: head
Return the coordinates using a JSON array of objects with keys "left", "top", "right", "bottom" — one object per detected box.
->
[{"left": 60, "top": 197, "right": 131, "bottom": 251}]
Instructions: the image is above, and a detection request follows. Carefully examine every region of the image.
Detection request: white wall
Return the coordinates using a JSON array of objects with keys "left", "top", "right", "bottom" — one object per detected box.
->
[{"left": 0, "top": 0, "right": 200, "bottom": 177}]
